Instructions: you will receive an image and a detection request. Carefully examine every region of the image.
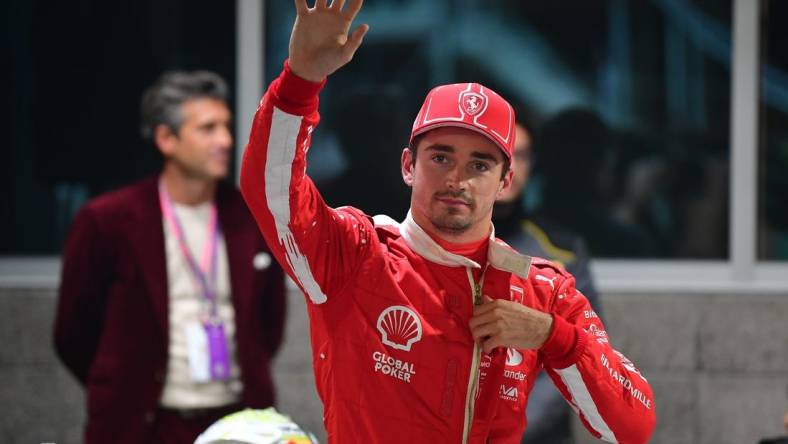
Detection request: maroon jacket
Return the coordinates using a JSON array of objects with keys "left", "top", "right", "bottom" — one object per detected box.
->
[{"left": 54, "top": 176, "right": 286, "bottom": 444}]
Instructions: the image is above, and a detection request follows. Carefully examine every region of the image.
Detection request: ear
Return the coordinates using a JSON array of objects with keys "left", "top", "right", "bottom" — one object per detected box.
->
[
  {"left": 154, "top": 124, "right": 178, "bottom": 156},
  {"left": 401, "top": 147, "right": 415, "bottom": 187},
  {"left": 495, "top": 167, "right": 514, "bottom": 200}
]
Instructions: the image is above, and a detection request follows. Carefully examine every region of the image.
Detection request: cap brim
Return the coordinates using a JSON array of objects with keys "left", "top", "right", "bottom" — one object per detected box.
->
[{"left": 410, "top": 121, "right": 511, "bottom": 160}]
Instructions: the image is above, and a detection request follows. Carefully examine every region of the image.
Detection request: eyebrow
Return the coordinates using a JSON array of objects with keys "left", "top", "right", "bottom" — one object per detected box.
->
[
  {"left": 195, "top": 116, "right": 232, "bottom": 129},
  {"left": 424, "top": 144, "right": 501, "bottom": 163}
]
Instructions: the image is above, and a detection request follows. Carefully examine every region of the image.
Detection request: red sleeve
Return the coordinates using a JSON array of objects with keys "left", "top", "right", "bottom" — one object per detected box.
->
[
  {"left": 539, "top": 269, "right": 656, "bottom": 444},
  {"left": 240, "top": 60, "right": 374, "bottom": 304},
  {"left": 53, "top": 205, "right": 111, "bottom": 385}
]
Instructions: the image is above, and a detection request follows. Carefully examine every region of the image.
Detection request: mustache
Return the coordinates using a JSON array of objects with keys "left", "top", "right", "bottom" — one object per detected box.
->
[{"left": 434, "top": 190, "right": 473, "bottom": 205}]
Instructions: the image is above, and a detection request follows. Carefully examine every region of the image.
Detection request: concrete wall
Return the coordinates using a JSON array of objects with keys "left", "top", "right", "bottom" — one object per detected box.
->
[
  {"left": 572, "top": 293, "right": 788, "bottom": 444},
  {"left": 0, "top": 288, "right": 85, "bottom": 443},
  {"left": 1, "top": 287, "right": 786, "bottom": 443}
]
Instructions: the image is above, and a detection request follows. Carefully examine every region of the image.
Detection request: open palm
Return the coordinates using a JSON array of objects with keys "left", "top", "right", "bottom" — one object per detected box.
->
[{"left": 289, "top": 0, "right": 369, "bottom": 82}]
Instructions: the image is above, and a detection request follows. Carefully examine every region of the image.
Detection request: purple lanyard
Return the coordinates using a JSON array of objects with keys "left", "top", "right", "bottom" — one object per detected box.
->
[{"left": 159, "top": 181, "right": 221, "bottom": 320}]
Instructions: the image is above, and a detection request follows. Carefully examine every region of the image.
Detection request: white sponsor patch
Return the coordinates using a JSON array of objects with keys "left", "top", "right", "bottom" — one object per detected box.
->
[
  {"left": 600, "top": 354, "right": 652, "bottom": 409},
  {"left": 372, "top": 351, "right": 416, "bottom": 383},
  {"left": 377, "top": 306, "right": 423, "bottom": 352},
  {"left": 505, "top": 348, "right": 523, "bottom": 366},
  {"left": 587, "top": 324, "right": 609, "bottom": 345},
  {"left": 499, "top": 384, "right": 518, "bottom": 402},
  {"left": 509, "top": 285, "right": 524, "bottom": 303},
  {"left": 535, "top": 274, "right": 558, "bottom": 290}
]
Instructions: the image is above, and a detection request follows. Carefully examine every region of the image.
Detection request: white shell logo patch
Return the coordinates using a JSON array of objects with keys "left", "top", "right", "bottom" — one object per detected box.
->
[{"left": 376, "top": 306, "right": 423, "bottom": 352}]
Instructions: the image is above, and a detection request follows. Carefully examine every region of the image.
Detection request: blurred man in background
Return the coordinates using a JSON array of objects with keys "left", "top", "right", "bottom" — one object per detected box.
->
[
  {"left": 54, "top": 71, "right": 286, "bottom": 444},
  {"left": 493, "top": 119, "right": 601, "bottom": 444},
  {"left": 536, "top": 109, "right": 656, "bottom": 257}
]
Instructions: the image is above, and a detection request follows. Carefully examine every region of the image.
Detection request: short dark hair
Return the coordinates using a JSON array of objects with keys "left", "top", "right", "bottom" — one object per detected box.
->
[
  {"left": 140, "top": 70, "right": 228, "bottom": 142},
  {"left": 407, "top": 134, "right": 511, "bottom": 180}
]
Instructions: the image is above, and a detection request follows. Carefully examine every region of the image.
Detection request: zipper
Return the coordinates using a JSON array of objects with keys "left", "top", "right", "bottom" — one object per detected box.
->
[{"left": 462, "top": 267, "right": 486, "bottom": 444}]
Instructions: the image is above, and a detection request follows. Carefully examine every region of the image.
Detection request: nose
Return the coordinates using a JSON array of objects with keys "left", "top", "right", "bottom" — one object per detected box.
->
[
  {"left": 217, "top": 125, "right": 233, "bottom": 150},
  {"left": 445, "top": 166, "right": 467, "bottom": 191}
]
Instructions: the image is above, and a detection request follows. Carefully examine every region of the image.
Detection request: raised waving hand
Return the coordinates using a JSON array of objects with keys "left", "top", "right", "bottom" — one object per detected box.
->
[{"left": 289, "top": 0, "right": 369, "bottom": 82}]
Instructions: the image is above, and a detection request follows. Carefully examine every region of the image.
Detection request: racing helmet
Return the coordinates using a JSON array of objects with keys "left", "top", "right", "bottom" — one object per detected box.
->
[{"left": 194, "top": 407, "right": 319, "bottom": 444}]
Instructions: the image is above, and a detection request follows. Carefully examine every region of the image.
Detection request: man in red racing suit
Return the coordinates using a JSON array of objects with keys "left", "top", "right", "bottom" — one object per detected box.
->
[{"left": 240, "top": 1, "right": 656, "bottom": 443}]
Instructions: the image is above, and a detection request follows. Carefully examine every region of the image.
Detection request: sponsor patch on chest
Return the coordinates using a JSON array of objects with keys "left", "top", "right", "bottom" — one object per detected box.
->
[
  {"left": 499, "top": 384, "right": 519, "bottom": 402},
  {"left": 372, "top": 351, "right": 416, "bottom": 383}
]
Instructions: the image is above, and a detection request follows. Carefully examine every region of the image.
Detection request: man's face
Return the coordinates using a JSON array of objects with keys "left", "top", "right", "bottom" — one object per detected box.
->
[
  {"left": 402, "top": 127, "right": 512, "bottom": 237},
  {"left": 497, "top": 123, "right": 531, "bottom": 203},
  {"left": 157, "top": 98, "right": 232, "bottom": 180}
]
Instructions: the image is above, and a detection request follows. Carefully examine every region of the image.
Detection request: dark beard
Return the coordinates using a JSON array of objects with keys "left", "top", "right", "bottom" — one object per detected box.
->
[
  {"left": 430, "top": 211, "right": 472, "bottom": 234},
  {"left": 430, "top": 191, "right": 475, "bottom": 234}
]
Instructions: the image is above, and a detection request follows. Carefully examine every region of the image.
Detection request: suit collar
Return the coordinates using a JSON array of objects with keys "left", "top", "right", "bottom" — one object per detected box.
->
[
  {"left": 394, "top": 211, "right": 532, "bottom": 278},
  {"left": 215, "top": 181, "right": 249, "bottom": 309},
  {"left": 127, "top": 176, "right": 168, "bottom": 334}
]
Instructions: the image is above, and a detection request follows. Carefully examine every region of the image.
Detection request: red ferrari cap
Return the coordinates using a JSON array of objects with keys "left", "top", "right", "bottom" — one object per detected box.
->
[{"left": 410, "top": 83, "right": 516, "bottom": 160}]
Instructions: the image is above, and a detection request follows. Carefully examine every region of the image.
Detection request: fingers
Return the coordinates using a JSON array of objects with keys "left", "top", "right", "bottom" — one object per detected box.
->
[
  {"left": 294, "top": 0, "right": 309, "bottom": 14},
  {"left": 468, "top": 309, "right": 499, "bottom": 330},
  {"left": 298, "top": 0, "right": 353, "bottom": 14},
  {"left": 473, "top": 303, "right": 494, "bottom": 317},
  {"left": 470, "top": 320, "right": 502, "bottom": 355},
  {"left": 481, "top": 337, "right": 505, "bottom": 355},
  {"left": 470, "top": 321, "right": 499, "bottom": 342},
  {"left": 471, "top": 316, "right": 520, "bottom": 353},
  {"left": 330, "top": 0, "right": 346, "bottom": 11},
  {"left": 342, "top": 24, "right": 369, "bottom": 60},
  {"left": 342, "top": 0, "right": 364, "bottom": 19},
  {"left": 469, "top": 298, "right": 513, "bottom": 329},
  {"left": 472, "top": 297, "right": 506, "bottom": 317}
]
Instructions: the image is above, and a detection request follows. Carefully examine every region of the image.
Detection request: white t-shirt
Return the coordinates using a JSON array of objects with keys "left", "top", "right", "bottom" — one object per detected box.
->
[{"left": 159, "top": 201, "right": 242, "bottom": 408}]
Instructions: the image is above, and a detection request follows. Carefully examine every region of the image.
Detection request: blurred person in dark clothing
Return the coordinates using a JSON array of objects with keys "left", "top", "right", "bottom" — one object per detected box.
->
[
  {"left": 54, "top": 71, "right": 286, "bottom": 444},
  {"left": 536, "top": 108, "right": 656, "bottom": 258},
  {"left": 319, "top": 86, "right": 412, "bottom": 217},
  {"left": 494, "top": 119, "right": 599, "bottom": 304},
  {"left": 493, "top": 118, "right": 602, "bottom": 444}
]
